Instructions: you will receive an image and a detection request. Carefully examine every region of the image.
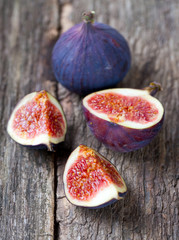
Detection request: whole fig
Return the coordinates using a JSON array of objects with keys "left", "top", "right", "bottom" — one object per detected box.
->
[{"left": 52, "top": 11, "right": 131, "bottom": 95}]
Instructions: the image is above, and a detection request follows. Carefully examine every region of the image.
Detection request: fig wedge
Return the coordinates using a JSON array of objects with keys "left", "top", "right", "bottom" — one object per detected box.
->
[
  {"left": 63, "top": 145, "right": 127, "bottom": 208},
  {"left": 7, "top": 90, "right": 67, "bottom": 151}
]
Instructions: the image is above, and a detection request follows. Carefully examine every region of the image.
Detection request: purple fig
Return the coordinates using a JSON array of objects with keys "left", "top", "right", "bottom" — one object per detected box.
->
[
  {"left": 83, "top": 83, "right": 164, "bottom": 152},
  {"left": 52, "top": 11, "right": 131, "bottom": 95},
  {"left": 63, "top": 145, "right": 127, "bottom": 208}
]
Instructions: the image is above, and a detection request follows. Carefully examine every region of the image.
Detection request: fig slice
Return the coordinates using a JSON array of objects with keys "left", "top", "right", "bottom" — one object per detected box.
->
[
  {"left": 63, "top": 145, "right": 127, "bottom": 208},
  {"left": 83, "top": 83, "right": 164, "bottom": 152},
  {"left": 7, "top": 90, "right": 67, "bottom": 151}
]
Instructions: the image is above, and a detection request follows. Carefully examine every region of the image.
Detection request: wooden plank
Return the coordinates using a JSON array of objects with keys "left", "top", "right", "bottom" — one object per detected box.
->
[
  {"left": 0, "top": 0, "right": 178, "bottom": 239},
  {"left": 56, "top": 0, "right": 179, "bottom": 239},
  {"left": 0, "top": 0, "right": 60, "bottom": 239}
]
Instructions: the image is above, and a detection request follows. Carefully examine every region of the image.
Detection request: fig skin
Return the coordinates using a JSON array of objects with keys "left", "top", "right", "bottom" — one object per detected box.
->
[
  {"left": 7, "top": 91, "right": 67, "bottom": 151},
  {"left": 65, "top": 190, "right": 127, "bottom": 210},
  {"left": 52, "top": 11, "right": 131, "bottom": 95},
  {"left": 63, "top": 145, "right": 127, "bottom": 208},
  {"left": 83, "top": 107, "right": 164, "bottom": 153},
  {"left": 82, "top": 83, "right": 164, "bottom": 152}
]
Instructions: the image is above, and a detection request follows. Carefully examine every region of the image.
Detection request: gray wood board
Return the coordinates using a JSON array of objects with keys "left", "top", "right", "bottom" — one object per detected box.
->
[
  {"left": 0, "top": 0, "right": 178, "bottom": 240},
  {"left": 56, "top": 0, "right": 179, "bottom": 240},
  {"left": 0, "top": 0, "right": 60, "bottom": 239}
]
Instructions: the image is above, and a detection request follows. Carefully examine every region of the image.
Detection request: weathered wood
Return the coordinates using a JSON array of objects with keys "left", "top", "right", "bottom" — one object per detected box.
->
[
  {"left": 56, "top": 0, "right": 179, "bottom": 240},
  {"left": 0, "top": 0, "right": 178, "bottom": 240},
  {"left": 0, "top": 0, "right": 60, "bottom": 239}
]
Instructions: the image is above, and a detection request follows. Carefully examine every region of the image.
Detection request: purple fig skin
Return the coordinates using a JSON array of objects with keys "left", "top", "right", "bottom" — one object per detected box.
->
[
  {"left": 83, "top": 107, "right": 164, "bottom": 153},
  {"left": 64, "top": 190, "right": 127, "bottom": 209},
  {"left": 17, "top": 142, "right": 65, "bottom": 152},
  {"left": 52, "top": 20, "right": 131, "bottom": 95},
  {"left": 65, "top": 196, "right": 123, "bottom": 209}
]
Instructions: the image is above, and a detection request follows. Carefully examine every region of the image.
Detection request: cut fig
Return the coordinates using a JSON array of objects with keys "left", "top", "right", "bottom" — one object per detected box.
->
[
  {"left": 7, "top": 90, "right": 67, "bottom": 151},
  {"left": 83, "top": 83, "right": 164, "bottom": 152},
  {"left": 63, "top": 145, "right": 127, "bottom": 208}
]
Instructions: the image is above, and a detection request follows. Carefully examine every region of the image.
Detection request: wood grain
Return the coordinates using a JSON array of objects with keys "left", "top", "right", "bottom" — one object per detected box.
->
[
  {"left": 56, "top": 0, "right": 179, "bottom": 240},
  {"left": 0, "top": 0, "right": 60, "bottom": 239},
  {"left": 0, "top": 0, "right": 178, "bottom": 240}
]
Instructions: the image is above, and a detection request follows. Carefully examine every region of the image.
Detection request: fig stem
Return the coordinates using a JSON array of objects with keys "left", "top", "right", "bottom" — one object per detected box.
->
[
  {"left": 144, "top": 82, "right": 162, "bottom": 96},
  {"left": 47, "top": 142, "right": 53, "bottom": 152},
  {"left": 82, "top": 11, "right": 95, "bottom": 24}
]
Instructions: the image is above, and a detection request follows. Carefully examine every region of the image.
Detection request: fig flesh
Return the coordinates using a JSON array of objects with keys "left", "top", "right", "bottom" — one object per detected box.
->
[
  {"left": 63, "top": 145, "right": 127, "bottom": 208},
  {"left": 83, "top": 83, "right": 164, "bottom": 152},
  {"left": 7, "top": 90, "right": 67, "bottom": 151},
  {"left": 52, "top": 11, "right": 131, "bottom": 95}
]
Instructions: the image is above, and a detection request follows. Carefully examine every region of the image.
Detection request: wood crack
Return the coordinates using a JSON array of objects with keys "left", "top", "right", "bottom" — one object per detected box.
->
[{"left": 53, "top": 1, "right": 65, "bottom": 239}]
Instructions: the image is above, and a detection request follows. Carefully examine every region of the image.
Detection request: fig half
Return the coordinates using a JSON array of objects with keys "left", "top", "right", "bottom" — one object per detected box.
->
[
  {"left": 7, "top": 90, "right": 67, "bottom": 151},
  {"left": 83, "top": 83, "right": 164, "bottom": 152},
  {"left": 63, "top": 145, "right": 127, "bottom": 208}
]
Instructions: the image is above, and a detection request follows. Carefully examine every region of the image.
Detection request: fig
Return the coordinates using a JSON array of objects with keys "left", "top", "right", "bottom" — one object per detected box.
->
[
  {"left": 63, "top": 145, "right": 127, "bottom": 208},
  {"left": 52, "top": 11, "right": 131, "bottom": 95},
  {"left": 83, "top": 83, "right": 164, "bottom": 152},
  {"left": 7, "top": 90, "right": 67, "bottom": 151}
]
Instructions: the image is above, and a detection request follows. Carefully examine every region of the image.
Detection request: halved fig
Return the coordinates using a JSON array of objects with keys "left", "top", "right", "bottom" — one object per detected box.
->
[
  {"left": 83, "top": 83, "right": 164, "bottom": 152},
  {"left": 7, "top": 90, "right": 67, "bottom": 151},
  {"left": 63, "top": 145, "right": 127, "bottom": 208}
]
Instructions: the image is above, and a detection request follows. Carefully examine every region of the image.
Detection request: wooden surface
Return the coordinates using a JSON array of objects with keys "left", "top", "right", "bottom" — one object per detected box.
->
[{"left": 0, "top": 0, "right": 178, "bottom": 240}]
